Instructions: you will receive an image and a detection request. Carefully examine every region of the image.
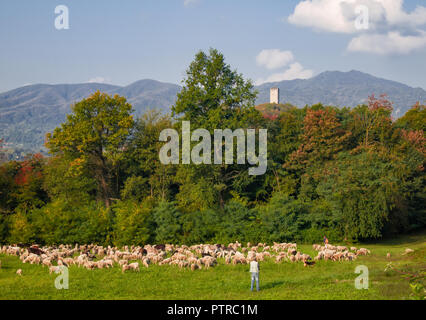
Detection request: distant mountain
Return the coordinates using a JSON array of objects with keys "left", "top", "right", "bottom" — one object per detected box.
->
[
  {"left": 1, "top": 70, "right": 424, "bottom": 152},
  {"left": 255, "top": 70, "right": 425, "bottom": 117},
  {"left": 0, "top": 80, "right": 181, "bottom": 151}
]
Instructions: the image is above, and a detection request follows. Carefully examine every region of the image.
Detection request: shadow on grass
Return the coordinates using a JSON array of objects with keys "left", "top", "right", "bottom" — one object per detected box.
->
[
  {"left": 260, "top": 280, "right": 284, "bottom": 290},
  {"left": 363, "top": 228, "right": 426, "bottom": 246}
]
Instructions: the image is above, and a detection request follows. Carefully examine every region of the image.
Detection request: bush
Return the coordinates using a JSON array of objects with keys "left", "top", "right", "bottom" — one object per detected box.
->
[
  {"left": 259, "top": 193, "right": 308, "bottom": 243},
  {"left": 153, "top": 201, "right": 182, "bottom": 244},
  {"left": 181, "top": 209, "right": 220, "bottom": 245},
  {"left": 7, "top": 209, "right": 36, "bottom": 244},
  {"left": 7, "top": 199, "right": 113, "bottom": 245},
  {"left": 299, "top": 228, "right": 343, "bottom": 244},
  {"left": 113, "top": 199, "right": 155, "bottom": 246},
  {"left": 215, "top": 200, "right": 258, "bottom": 244}
]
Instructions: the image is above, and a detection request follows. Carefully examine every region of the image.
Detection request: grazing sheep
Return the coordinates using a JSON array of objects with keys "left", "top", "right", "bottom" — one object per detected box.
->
[
  {"left": 118, "top": 259, "right": 128, "bottom": 267},
  {"left": 403, "top": 248, "right": 414, "bottom": 255},
  {"left": 356, "top": 248, "right": 370, "bottom": 256},
  {"left": 57, "top": 259, "right": 68, "bottom": 267},
  {"left": 122, "top": 264, "right": 131, "bottom": 273},
  {"left": 42, "top": 258, "right": 52, "bottom": 267},
  {"left": 275, "top": 255, "right": 285, "bottom": 263},
  {"left": 49, "top": 266, "right": 61, "bottom": 274},
  {"left": 1, "top": 241, "right": 372, "bottom": 276},
  {"left": 312, "top": 244, "right": 321, "bottom": 251},
  {"left": 128, "top": 262, "right": 140, "bottom": 272},
  {"left": 190, "top": 263, "right": 200, "bottom": 271},
  {"left": 84, "top": 261, "right": 96, "bottom": 270},
  {"left": 142, "top": 259, "right": 150, "bottom": 268}
]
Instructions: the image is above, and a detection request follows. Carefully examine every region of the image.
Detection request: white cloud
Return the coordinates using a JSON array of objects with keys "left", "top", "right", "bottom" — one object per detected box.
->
[
  {"left": 256, "top": 49, "right": 294, "bottom": 70},
  {"left": 87, "top": 77, "right": 111, "bottom": 84},
  {"left": 347, "top": 30, "right": 426, "bottom": 54},
  {"left": 256, "top": 63, "right": 314, "bottom": 85},
  {"left": 288, "top": 0, "right": 359, "bottom": 33},
  {"left": 288, "top": 0, "right": 426, "bottom": 33},
  {"left": 287, "top": 0, "right": 426, "bottom": 55},
  {"left": 184, "top": 0, "right": 199, "bottom": 7},
  {"left": 377, "top": 0, "right": 426, "bottom": 27}
]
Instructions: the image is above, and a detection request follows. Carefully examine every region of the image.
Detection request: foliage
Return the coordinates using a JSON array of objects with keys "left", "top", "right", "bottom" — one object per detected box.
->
[
  {"left": 113, "top": 199, "right": 155, "bottom": 246},
  {"left": 259, "top": 193, "right": 308, "bottom": 243},
  {"left": 153, "top": 201, "right": 183, "bottom": 244},
  {"left": 0, "top": 49, "right": 425, "bottom": 244},
  {"left": 46, "top": 91, "right": 134, "bottom": 207}
]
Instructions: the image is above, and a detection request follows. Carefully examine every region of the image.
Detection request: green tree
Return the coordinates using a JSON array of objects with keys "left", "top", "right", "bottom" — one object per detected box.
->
[
  {"left": 396, "top": 102, "right": 425, "bottom": 132},
  {"left": 172, "top": 48, "right": 257, "bottom": 129},
  {"left": 124, "top": 111, "right": 175, "bottom": 201},
  {"left": 171, "top": 48, "right": 263, "bottom": 208},
  {"left": 153, "top": 201, "right": 182, "bottom": 244},
  {"left": 46, "top": 91, "right": 134, "bottom": 207},
  {"left": 43, "top": 155, "right": 96, "bottom": 204},
  {"left": 259, "top": 193, "right": 308, "bottom": 242},
  {"left": 351, "top": 94, "right": 393, "bottom": 148},
  {"left": 315, "top": 151, "right": 408, "bottom": 240},
  {"left": 113, "top": 199, "right": 155, "bottom": 246}
]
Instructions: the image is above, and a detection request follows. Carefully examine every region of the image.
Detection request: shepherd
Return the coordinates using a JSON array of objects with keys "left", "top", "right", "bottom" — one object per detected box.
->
[{"left": 249, "top": 258, "right": 260, "bottom": 292}]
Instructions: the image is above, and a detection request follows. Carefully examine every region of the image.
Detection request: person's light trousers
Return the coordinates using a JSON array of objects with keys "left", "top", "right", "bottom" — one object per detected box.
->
[{"left": 251, "top": 272, "right": 259, "bottom": 291}]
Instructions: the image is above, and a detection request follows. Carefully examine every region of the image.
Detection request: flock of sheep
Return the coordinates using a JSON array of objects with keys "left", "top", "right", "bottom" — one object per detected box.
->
[{"left": 0, "top": 241, "right": 372, "bottom": 276}]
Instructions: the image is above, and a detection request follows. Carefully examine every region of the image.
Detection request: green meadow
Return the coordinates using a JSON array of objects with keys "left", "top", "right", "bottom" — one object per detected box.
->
[{"left": 0, "top": 230, "right": 424, "bottom": 300}]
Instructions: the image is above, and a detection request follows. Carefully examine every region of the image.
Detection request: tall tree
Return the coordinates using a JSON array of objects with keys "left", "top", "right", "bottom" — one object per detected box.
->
[
  {"left": 396, "top": 102, "right": 425, "bottom": 132},
  {"left": 172, "top": 48, "right": 257, "bottom": 129},
  {"left": 285, "top": 106, "right": 351, "bottom": 171},
  {"left": 46, "top": 91, "right": 134, "bottom": 207},
  {"left": 171, "top": 48, "right": 263, "bottom": 209},
  {"left": 352, "top": 94, "right": 393, "bottom": 148},
  {"left": 124, "top": 110, "right": 175, "bottom": 201}
]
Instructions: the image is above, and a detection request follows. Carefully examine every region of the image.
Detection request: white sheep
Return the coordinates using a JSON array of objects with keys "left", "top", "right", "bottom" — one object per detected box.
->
[{"left": 49, "top": 266, "right": 61, "bottom": 274}]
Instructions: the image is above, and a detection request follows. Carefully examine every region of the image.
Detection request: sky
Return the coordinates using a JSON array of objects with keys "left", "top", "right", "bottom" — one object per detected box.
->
[{"left": 0, "top": 0, "right": 425, "bottom": 93}]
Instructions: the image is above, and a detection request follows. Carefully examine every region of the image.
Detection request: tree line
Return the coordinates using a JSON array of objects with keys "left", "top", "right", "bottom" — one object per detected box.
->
[{"left": 0, "top": 49, "right": 424, "bottom": 245}]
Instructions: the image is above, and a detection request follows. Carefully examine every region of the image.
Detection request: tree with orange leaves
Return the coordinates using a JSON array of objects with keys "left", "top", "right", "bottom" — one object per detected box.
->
[
  {"left": 285, "top": 106, "right": 351, "bottom": 171},
  {"left": 353, "top": 94, "right": 393, "bottom": 148}
]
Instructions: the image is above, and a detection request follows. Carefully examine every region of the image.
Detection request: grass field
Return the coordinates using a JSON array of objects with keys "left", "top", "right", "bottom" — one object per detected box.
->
[{"left": 0, "top": 231, "right": 425, "bottom": 300}]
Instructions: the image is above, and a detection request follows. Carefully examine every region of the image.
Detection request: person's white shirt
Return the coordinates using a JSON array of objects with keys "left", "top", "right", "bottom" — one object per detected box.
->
[{"left": 250, "top": 260, "right": 259, "bottom": 273}]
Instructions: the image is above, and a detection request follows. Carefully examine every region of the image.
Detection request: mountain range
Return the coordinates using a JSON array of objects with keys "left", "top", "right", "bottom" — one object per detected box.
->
[{"left": 0, "top": 70, "right": 425, "bottom": 152}]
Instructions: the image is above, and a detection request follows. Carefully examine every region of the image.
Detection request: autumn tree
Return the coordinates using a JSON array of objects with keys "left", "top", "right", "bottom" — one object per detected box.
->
[
  {"left": 352, "top": 94, "right": 393, "bottom": 148},
  {"left": 46, "top": 91, "right": 134, "bottom": 207},
  {"left": 285, "top": 106, "right": 351, "bottom": 171}
]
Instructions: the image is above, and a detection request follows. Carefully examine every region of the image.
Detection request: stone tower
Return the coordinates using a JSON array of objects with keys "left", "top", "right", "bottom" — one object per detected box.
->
[{"left": 270, "top": 87, "right": 279, "bottom": 104}]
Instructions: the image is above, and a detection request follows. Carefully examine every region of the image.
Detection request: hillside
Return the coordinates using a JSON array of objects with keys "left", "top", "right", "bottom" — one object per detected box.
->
[
  {"left": 255, "top": 70, "right": 425, "bottom": 117},
  {"left": 0, "top": 70, "right": 425, "bottom": 153},
  {"left": 0, "top": 80, "right": 181, "bottom": 152},
  {"left": 254, "top": 103, "right": 296, "bottom": 119}
]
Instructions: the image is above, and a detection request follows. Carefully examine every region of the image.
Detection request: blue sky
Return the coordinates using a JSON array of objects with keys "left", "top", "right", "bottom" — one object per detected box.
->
[{"left": 0, "top": 0, "right": 425, "bottom": 92}]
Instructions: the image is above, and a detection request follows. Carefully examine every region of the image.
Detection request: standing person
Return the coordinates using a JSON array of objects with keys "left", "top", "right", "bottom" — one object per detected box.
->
[
  {"left": 323, "top": 235, "right": 329, "bottom": 245},
  {"left": 250, "top": 258, "right": 260, "bottom": 292}
]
